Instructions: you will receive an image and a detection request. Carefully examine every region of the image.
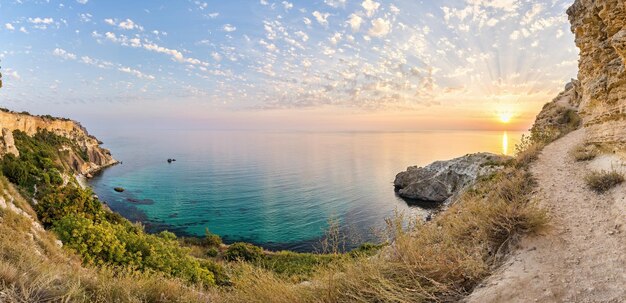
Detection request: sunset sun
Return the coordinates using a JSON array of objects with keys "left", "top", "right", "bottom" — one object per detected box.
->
[{"left": 498, "top": 113, "right": 513, "bottom": 124}]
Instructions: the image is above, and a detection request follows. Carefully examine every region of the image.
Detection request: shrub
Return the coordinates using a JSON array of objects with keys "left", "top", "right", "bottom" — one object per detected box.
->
[
  {"left": 205, "top": 228, "right": 223, "bottom": 247},
  {"left": 224, "top": 243, "right": 263, "bottom": 262},
  {"left": 257, "top": 251, "right": 341, "bottom": 281},
  {"left": 54, "top": 214, "right": 220, "bottom": 286},
  {"left": 349, "top": 242, "right": 385, "bottom": 257},
  {"left": 206, "top": 247, "right": 219, "bottom": 258},
  {"left": 36, "top": 186, "right": 103, "bottom": 227},
  {"left": 585, "top": 170, "right": 624, "bottom": 193},
  {"left": 571, "top": 144, "right": 598, "bottom": 161}
]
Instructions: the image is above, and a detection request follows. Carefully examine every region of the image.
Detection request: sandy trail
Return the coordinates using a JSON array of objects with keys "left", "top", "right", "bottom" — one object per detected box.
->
[{"left": 466, "top": 129, "right": 626, "bottom": 303}]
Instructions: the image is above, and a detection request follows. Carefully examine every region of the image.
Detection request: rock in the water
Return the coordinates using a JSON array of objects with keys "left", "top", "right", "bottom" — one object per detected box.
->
[
  {"left": 394, "top": 153, "right": 511, "bottom": 203},
  {"left": 114, "top": 187, "right": 125, "bottom": 192}
]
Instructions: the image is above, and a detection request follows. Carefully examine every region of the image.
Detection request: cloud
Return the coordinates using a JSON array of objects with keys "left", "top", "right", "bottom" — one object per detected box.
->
[
  {"left": 118, "top": 67, "right": 155, "bottom": 80},
  {"left": 76, "top": 0, "right": 88, "bottom": 4},
  {"left": 282, "top": 1, "right": 293, "bottom": 10},
  {"left": 99, "top": 32, "right": 211, "bottom": 68},
  {"left": 105, "top": 18, "right": 143, "bottom": 31},
  {"left": 325, "top": 0, "right": 346, "bottom": 8},
  {"left": 329, "top": 32, "right": 342, "bottom": 45},
  {"left": 223, "top": 24, "right": 237, "bottom": 32},
  {"left": 53, "top": 48, "right": 154, "bottom": 80},
  {"left": 312, "top": 11, "right": 330, "bottom": 26},
  {"left": 53, "top": 48, "right": 77, "bottom": 60},
  {"left": 119, "top": 19, "right": 140, "bottom": 30},
  {"left": 295, "top": 30, "right": 309, "bottom": 42},
  {"left": 347, "top": 14, "right": 363, "bottom": 32},
  {"left": 28, "top": 17, "right": 54, "bottom": 24},
  {"left": 211, "top": 52, "right": 222, "bottom": 61},
  {"left": 3, "top": 0, "right": 578, "bottom": 111},
  {"left": 362, "top": 0, "right": 380, "bottom": 17},
  {"left": 368, "top": 18, "right": 390, "bottom": 37},
  {"left": 143, "top": 42, "right": 185, "bottom": 61}
]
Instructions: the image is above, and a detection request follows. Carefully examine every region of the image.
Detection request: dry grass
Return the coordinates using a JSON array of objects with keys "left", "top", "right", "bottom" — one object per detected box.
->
[
  {"left": 211, "top": 168, "right": 548, "bottom": 303},
  {"left": 584, "top": 170, "right": 624, "bottom": 193},
  {"left": 570, "top": 144, "right": 599, "bottom": 161}
]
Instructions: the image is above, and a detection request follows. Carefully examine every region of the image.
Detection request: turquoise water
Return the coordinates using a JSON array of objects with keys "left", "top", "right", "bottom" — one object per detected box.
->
[{"left": 88, "top": 130, "right": 523, "bottom": 252}]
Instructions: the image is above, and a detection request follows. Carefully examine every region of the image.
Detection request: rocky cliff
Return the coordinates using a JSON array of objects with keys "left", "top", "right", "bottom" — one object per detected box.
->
[
  {"left": 0, "top": 110, "right": 117, "bottom": 176},
  {"left": 568, "top": 0, "right": 626, "bottom": 146},
  {"left": 394, "top": 153, "right": 511, "bottom": 203}
]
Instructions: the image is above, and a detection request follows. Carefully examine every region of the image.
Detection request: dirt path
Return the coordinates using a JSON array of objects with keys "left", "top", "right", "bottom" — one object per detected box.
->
[{"left": 466, "top": 129, "right": 626, "bottom": 303}]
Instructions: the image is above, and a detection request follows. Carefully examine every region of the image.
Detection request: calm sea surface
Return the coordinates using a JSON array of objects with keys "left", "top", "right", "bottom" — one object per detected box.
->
[{"left": 88, "top": 130, "right": 523, "bottom": 252}]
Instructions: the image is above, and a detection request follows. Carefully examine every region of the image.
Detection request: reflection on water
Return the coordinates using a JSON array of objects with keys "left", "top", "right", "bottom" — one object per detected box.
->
[
  {"left": 502, "top": 131, "right": 509, "bottom": 155},
  {"left": 89, "top": 130, "right": 525, "bottom": 252}
]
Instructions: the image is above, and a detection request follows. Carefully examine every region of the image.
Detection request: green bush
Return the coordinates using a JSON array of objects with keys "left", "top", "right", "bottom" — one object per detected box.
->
[
  {"left": 53, "top": 215, "right": 130, "bottom": 266},
  {"left": 224, "top": 242, "right": 263, "bottom": 262},
  {"left": 206, "top": 247, "right": 219, "bottom": 258},
  {"left": 54, "top": 214, "right": 220, "bottom": 286},
  {"left": 204, "top": 228, "right": 222, "bottom": 247},
  {"left": 349, "top": 242, "right": 385, "bottom": 257},
  {"left": 36, "top": 186, "right": 103, "bottom": 227},
  {"left": 258, "top": 251, "right": 340, "bottom": 280}
]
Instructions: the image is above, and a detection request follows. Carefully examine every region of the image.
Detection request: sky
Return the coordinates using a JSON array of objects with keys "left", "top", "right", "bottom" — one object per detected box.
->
[{"left": 0, "top": 0, "right": 579, "bottom": 131}]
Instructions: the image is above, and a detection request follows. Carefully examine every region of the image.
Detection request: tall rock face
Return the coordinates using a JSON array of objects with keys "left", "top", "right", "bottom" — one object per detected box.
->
[
  {"left": 568, "top": 0, "right": 626, "bottom": 145},
  {"left": 0, "top": 110, "right": 117, "bottom": 175}
]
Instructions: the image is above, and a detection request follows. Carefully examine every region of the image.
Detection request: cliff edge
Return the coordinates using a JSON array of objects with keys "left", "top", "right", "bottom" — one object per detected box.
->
[{"left": 0, "top": 109, "right": 117, "bottom": 176}]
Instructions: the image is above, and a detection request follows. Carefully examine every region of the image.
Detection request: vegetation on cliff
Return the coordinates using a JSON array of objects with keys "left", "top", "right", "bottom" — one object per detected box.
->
[{"left": 0, "top": 129, "right": 225, "bottom": 287}]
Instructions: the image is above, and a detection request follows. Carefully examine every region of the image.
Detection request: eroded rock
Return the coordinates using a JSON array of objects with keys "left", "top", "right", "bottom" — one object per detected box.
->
[
  {"left": 568, "top": 0, "right": 626, "bottom": 146},
  {"left": 394, "top": 152, "right": 511, "bottom": 203}
]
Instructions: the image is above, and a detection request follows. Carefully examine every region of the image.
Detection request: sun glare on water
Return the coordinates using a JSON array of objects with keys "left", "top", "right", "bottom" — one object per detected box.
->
[{"left": 502, "top": 131, "right": 509, "bottom": 155}]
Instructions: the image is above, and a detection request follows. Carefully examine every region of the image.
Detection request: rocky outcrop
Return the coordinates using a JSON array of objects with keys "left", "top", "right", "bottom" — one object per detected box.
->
[
  {"left": 394, "top": 153, "right": 511, "bottom": 203},
  {"left": 567, "top": 0, "right": 626, "bottom": 146},
  {"left": 529, "top": 80, "right": 582, "bottom": 140},
  {"left": 0, "top": 110, "right": 117, "bottom": 175},
  {"left": 1, "top": 128, "right": 19, "bottom": 156}
]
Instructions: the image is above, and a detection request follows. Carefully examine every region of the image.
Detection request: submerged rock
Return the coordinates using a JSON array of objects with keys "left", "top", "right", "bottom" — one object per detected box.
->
[{"left": 394, "top": 152, "right": 511, "bottom": 203}]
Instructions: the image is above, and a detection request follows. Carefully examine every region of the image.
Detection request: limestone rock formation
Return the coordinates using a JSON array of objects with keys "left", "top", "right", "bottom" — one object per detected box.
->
[
  {"left": 529, "top": 80, "right": 582, "bottom": 140},
  {"left": 567, "top": 0, "right": 626, "bottom": 146},
  {"left": 0, "top": 110, "right": 117, "bottom": 175},
  {"left": 394, "top": 152, "right": 511, "bottom": 203}
]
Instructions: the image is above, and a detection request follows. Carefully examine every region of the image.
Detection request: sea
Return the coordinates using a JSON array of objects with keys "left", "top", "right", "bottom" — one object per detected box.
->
[{"left": 88, "top": 130, "right": 524, "bottom": 252}]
